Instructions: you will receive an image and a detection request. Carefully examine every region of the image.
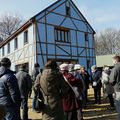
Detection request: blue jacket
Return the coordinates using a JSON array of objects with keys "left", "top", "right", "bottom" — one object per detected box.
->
[{"left": 0, "top": 66, "right": 21, "bottom": 107}]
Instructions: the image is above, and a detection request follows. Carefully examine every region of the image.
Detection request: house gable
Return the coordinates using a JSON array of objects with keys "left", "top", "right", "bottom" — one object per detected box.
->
[{"left": 35, "top": 0, "right": 95, "bottom": 34}]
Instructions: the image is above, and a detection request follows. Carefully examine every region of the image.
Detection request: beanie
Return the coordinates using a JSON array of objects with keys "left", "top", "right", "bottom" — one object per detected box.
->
[
  {"left": 1, "top": 57, "right": 11, "bottom": 67},
  {"left": 74, "top": 64, "right": 82, "bottom": 70},
  {"left": 34, "top": 63, "right": 40, "bottom": 67}
]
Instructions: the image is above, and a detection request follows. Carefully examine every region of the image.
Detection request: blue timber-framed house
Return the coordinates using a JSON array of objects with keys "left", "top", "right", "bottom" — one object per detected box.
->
[{"left": 0, "top": 0, "right": 95, "bottom": 74}]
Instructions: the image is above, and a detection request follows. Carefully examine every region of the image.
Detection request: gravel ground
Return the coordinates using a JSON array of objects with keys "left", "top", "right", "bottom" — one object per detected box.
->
[{"left": 25, "top": 86, "right": 117, "bottom": 120}]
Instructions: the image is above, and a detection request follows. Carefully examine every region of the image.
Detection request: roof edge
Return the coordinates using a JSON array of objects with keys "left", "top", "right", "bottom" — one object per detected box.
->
[{"left": 0, "top": 18, "right": 34, "bottom": 48}]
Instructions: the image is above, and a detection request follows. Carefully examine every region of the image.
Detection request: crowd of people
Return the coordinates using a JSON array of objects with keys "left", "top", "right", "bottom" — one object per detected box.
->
[{"left": 0, "top": 55, "right": 120, "bottom": 120}]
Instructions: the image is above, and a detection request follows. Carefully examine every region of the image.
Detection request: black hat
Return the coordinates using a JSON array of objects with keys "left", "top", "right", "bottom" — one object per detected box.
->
[
  {"left": 20, "top": 64, "right": 26, "bottom": 69},
  {"left": 1, "top": 57, "right": 11, "bottom": 67},
  {"left": 34, "top": 63, "right": 40, "bottom": 67}
]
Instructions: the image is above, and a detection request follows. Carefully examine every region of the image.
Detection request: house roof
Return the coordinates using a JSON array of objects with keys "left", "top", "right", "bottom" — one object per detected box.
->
[{"left": 0, "top": 0, "right": 95, "bottom": 48}]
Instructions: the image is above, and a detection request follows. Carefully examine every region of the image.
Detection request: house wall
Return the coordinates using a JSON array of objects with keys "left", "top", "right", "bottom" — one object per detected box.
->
[
  {"left": 35, "top": 0, "right": 95, "bottom": 70},
  {"left": 0, "top": 25, "right": 36, "bottom": 74}
]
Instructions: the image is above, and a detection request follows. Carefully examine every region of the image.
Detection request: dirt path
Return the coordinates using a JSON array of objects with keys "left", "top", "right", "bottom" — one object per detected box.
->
[{"left": 26, "top": 87, "right": 117, "bottom": 120}]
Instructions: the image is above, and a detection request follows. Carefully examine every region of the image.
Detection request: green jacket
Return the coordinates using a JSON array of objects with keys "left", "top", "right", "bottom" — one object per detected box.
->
[{"left": 40, "top": 68, "right": 69, "bottom": 120}]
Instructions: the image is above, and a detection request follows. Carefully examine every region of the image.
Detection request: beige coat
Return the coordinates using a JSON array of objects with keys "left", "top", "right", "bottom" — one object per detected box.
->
[{"left": 40, "top": 68, "right": 69, "bottom": 120}]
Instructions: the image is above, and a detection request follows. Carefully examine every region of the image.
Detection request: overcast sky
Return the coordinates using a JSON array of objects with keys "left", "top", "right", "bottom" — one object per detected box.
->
[{"left": 0, "top": 0, "right": 120, "bottom": 32}]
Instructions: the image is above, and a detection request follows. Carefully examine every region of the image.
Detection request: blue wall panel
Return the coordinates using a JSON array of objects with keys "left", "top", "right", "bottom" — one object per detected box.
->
[
  {"left": 47, "top": 25, "right": 54, "bottom": 43},
  {"left": 61, "top": 18, "right": 76, "bottom": 29},
  {"left": 36, "top": 12, "right": 45, "bottom": 21},
  {"left": 38, "top": 17, "right": 45, "bottom": 23},
  {"left": 48, "top": 44, "right": 55, "bottom": 54},
  {"left": 37, "top": 55, "right": 44, "bottom": 69},
  {"left": 56, "top": 45, "right": 70, "bottom": 55},
  {"left": 72, "top": 19, "right": 87, "bottom": 32},
  {"left": 89, "top": 49, "right": 93, "bottom": 57},
  {"left": 78, "top": 48, "right": 86, "bottom": 56},
  {"left": 47, "top": 0, "right": 65, "bottom": 12},
  {"left": 41, "top": 43, "right": 46, "bottom": 54},
  {"left": 37, "top": 23, "right": 46, "bottom": 42},
  {"left": 71, "top": 30, "right": 77, "bottom": 46},
  {"left": 53, "top": 3, "right": 66, "bottom": 15},
  {"left": 71, "top": 47, "right": 77, "bottom": 56},
  {"left": 46, "top": 13, "right": 65, "bottom": 26},
  {"left": 77, "top": 32, "right": 85, "bottom": 47},
  {"left": 79, "top": 57, "right": 87, "bottom": 68},
  {"left": 70, "top": 6, "right": 82, "bottom": 20},
  {"left": 88, "top": 34, "right": 93, "bottom": 48}
]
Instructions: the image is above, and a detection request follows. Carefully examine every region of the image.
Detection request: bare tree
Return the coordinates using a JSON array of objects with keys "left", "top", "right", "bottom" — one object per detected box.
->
[
  {"left": 0, "top": 13, "right": 24, "bottom": 40},
  {"left": 95, "top": 28, "right": 120, "bottom": 55}
]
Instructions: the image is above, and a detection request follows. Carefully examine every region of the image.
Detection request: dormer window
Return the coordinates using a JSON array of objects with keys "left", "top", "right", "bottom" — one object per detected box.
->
[{"left": 66, "top": 2, "right": 70, "bottom": 16}]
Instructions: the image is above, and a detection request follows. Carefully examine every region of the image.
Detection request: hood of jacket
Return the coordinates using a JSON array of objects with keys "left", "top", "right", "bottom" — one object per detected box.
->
[{"left": 0, "top": 66, "right": 15, "bottom": 78}]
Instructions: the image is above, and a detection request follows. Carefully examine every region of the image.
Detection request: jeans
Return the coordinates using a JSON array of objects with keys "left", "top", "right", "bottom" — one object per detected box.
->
[
  {"left": 4, "top": 105, "right": 20, "bottom": 120},
  {"left": 108, "top": 94, "right": 114, "bottom": 107},
  {"left": 21, "top": 98, "right": 28, "bottom": 120},
  {"left": 32, "top": 89, "right": 39, "bottom": 110},
  {"left": 114, "top": 92, "right": 120, "bottom": 120},
  {"left": 94, "top": 88, "right": 101, "bottom": 103}
]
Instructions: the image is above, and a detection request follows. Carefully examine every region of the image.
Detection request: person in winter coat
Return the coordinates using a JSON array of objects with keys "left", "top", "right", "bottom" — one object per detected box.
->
[
  {"left": 60, "top": 63, "right": 83, "bottom": 120},
  {"left": 91, "top": 65, "right": 102, "bottom": 104},
  {"left": 73, "top": 64, "right": 84, "bottom": 120},
  {"left": 16, "top": 64, "right": 32, "bottom": 120},
  {"left": 0, "top": 57, "right": 21, "bottom": 120},
  {"left": 40, "top": 60, "right": 69, "bottom": 120},
  {"left": 80, "top": 66, "right": 90, "bottom": 102},
  {"left": 110, "top": 56, "right": 120, "bottom": 119},
  {"left": 31, "top": 63, "right": 40, "bottom": 111},
  {"left": 101, "top": 65, "right": 114, "bottom": 109}
]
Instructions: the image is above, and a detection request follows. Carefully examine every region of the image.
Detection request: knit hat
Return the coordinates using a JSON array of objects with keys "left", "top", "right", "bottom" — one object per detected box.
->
[
  {"left": 74, "top": 64, "right": 82, "bottom": 70},
  {"left": 68, "top": 64, "right": 74, "bottom": 72},
  {"left": 1, "top": 57, "right": 11, "bottom": 67},
  {"left": 59, "top": 63, "right": 69, "bottom": 71},
  {"left": 34, "top": 63, "right": 40, "bottom": 67},
  {"left": 91, "top": 65, "right": 97, "bottom": 71}
]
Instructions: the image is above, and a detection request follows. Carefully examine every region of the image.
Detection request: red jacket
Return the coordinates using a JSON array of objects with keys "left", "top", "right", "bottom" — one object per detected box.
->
[{"left": 62, "top": 72, "right": 82, "bottom": 112}]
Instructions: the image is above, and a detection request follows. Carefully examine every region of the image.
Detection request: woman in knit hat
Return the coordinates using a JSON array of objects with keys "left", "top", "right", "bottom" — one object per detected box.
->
[{"left": 60, "top": 63, "right": 83, "bottom": 120}]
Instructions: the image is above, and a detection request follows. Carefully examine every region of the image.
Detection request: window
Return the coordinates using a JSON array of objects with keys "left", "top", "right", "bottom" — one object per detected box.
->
[
  {"left": 2, "top": 47, "right": 4, "bottom": 56},
  {"left": 14, "top": 37, "right": 18, "bottom": 49},
  {"left": 24, "top": 30, "right": 28, "bottom": 44},
  {"left": 66, "top": 6, "right": 70, "bottom": 16},
  {"left": 85, "top": 33, "right": 88, "bottom": 41},
  {"left": 7, "top": 43, "right": 10, "bottom": 54},
  {"left": 55, "top": 27, "right": 70, "bottom": 43},
  {"left": 85, "top": 33, "right": 89, "bottom": 47},
  {"left": 66, "top": 2, "right": 70, "bottom": 16}
]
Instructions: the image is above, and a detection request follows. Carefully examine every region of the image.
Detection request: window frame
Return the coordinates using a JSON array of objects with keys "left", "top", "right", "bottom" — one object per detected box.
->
[
  {"left": 24, "top": 30, "right": 28, "bottom": 44},
  {"left": 7, "top": 43, "right": 10, "bottom": 54},
  {"left": 55, "top": 27, "right": 70, "bottom": 43},
  {"left": 14, "top": 37, "right": 18, "bottom": 50},
  {"left": 2, "top": 47, "right": 4, "bottom": 56}
]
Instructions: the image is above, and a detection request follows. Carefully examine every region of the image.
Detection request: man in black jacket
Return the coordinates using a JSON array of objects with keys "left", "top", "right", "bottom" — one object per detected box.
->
[
  {"left": 110, "top": 56, "right": 120, "bottom": 119},
  {"left": 91, "top": 65, "right": 102, "bottom": 104},
  {"left": 0, "top": 57, "right": 21, "bottom": 120},
  {"left": 16, "top": 64, "right": 32, "bottom": 120}
]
